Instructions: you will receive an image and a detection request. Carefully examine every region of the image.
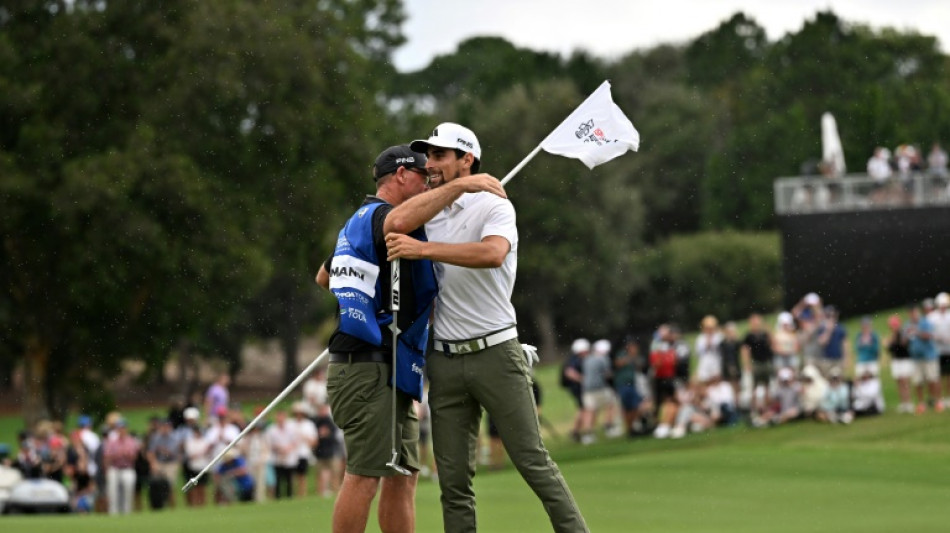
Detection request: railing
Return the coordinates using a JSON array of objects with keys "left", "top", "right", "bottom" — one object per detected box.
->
[{"left": 774, "top": 172, "right": 950, "bottom": 215}]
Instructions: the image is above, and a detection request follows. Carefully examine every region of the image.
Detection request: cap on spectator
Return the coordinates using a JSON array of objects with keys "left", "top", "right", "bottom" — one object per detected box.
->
[
  {"left": 411, "top": 122, "right": 482, "bottom": 160},
  {"left": 183, "top": 407, "right": 200, "bottom": 420},
  {"left": 861, "top": 315, "right": 872, "bottom": 325},
  {"left": 777, "top": 312, "right": 794, "bottom": 327},
  {"left": 571, "top": 338, "right": 590, "bottom": 354},
  {"left": 937, "top": 292, "right": 950, "bottom": 307},
  {"left": 224, "top": 448, "right": 241, "bottom": 462},
  {"left": 77, "top": 415, "right": 92, "bottom": 427},
  {"left": 829, "top": 367, "right": 842, "bottom": 379},
  {"left": 592, "top": 339, "right": 612, "bottom": 355},
  {"left": 372, "top": 145, "right": 428, "bottom": 181},
  {"left": 115, "top": 418, "right": 128, "bottom": 429},
  {"left": 292, "top": 401, "right": 309, "bottom": 415},
  {"left": 804, "top": 292, "right": 820, "bottom": 305},
  {"left": 923, "top": 297, "right": 935, "bottom": 309},
  {"left": 777, "top": 367, "right": 794, "bottom": 382}
]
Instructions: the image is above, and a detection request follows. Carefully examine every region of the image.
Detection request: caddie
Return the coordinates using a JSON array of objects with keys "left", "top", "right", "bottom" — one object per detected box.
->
[{"left": 316, "top": 144, "right": 505, "bottom": 533}]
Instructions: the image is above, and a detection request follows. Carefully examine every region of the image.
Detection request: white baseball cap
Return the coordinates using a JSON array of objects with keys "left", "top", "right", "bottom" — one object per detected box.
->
[
  {"left": 804, "top": 292, "right": 820, "bottom": 305},
  {"left": 183, "top": 407, "right": 200, "bottom": 420},
  {"left": 778, "top": 367, "right": 794, "bottom": 381},
  {"left": 411, "top": 122, "right": 482, "bottom": 160},
  {"left": 936, "top": 292, "right": 950, "bottom": 307},
  {"left": 593, "top": 339, "right": 612, "bottom": 355},
  {"left": 571, "top": 338, "right": 590, "bottom": 354}
]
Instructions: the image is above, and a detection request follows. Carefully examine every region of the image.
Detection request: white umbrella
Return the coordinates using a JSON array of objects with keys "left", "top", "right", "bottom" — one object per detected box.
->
[{"left": 821, "top": 112, "right": 846, "bottom": 177}]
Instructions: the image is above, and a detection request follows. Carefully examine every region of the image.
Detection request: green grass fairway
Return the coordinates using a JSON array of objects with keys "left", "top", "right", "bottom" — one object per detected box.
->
[{"left": 4, "top": 411, "right": 949, "bottom": 532}]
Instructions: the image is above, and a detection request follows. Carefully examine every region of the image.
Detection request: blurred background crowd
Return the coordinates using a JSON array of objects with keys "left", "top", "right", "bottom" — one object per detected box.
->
[{"left": 560, "top": 291, "right": 950, "bottom": 443}]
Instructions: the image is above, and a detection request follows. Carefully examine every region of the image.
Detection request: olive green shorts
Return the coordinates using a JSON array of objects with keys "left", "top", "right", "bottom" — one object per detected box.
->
[{"left": 326, "top": 361, "right": 419, "bottom": 477}]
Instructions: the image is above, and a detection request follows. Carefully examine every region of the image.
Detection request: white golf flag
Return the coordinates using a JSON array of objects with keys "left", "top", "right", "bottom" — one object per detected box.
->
[{"left": 540, "top": 80, "right": 640, "bottom": 169}]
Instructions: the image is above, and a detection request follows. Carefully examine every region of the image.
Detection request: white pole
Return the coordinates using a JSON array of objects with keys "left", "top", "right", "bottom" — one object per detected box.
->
[
  {"left": 500, "top": 145, "right": 543, "bottom": 186},
  {"left": 181, "top": 348, "right": 329, "bottom": 493}
]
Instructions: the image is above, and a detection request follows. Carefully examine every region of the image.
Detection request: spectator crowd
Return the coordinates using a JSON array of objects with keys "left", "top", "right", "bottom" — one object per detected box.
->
[
  {"left": 4, "top": 369, "right": 345, "bottom": 515},
  {"left": 5, "top": 290, "right": 949, "bottom": 514},
  {"left": 560, "top": 291, "right": 950, "bottom": 443}
]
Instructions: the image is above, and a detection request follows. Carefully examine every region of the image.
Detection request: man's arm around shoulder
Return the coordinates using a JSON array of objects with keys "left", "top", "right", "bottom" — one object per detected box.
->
[{"left": 383, "top": 174, "right": 507, "bottom": 235}]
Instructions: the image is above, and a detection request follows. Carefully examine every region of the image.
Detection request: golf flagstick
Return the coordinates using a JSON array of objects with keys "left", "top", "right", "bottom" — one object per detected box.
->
[
  {"left": 181, "top": 348, "right": 329, "bottom": 493},
  {"left": 386, "top": 257, "right": 411, "bottom": 476}
]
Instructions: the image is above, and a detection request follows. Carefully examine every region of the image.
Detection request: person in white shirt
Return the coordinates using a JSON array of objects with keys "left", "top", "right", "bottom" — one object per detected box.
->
[
  {"left": 265, "top": 410, "right": 298, "bottom": 499},
  {"left": 386, "top": 123, "right": 588, "bottom": 533},
  {"left": 302, "top": 368, "right": 328, "bottom": 416},
  {"left": 291, "top": 402, "right": 317, "bottom": 497},
  {"left": 927, "top": 292, "right": 950, "bottom": 409},
  {"left": 694, "top": 315, "right": 723, "bottom": 381}
]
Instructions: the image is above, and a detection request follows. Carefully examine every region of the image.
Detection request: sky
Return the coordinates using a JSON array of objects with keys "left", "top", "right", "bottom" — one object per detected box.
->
[{"left": 392, "top": 0, "right": 950, "bottom": 72}]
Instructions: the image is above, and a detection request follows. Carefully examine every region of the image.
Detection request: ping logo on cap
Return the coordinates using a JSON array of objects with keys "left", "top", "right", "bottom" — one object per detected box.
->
[
  {"left": 457, "top": 138, "right": 473, "bottom": 149},
  {"left": 395, "top": 157, "right": 415, "bottom": 164}
]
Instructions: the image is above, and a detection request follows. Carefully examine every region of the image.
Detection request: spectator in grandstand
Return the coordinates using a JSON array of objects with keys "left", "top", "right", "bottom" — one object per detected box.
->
[
  {"left": 886, "top": 314, "right": 914, "bottom": 413},
  {"left": 799, "top": 364, "right": 828, "bottom": 419},
  {"left": 741, "top": 313, "right": 774, "bottom": 418},
  {"left": 561, "top": 338, "right": 588, "bottom": 442},
  {"left": 772, "top": 311, "right": 801, "bottom": 371},
  {"left": 694, "top": 315, "right": 723, "bottom": 382},
  {"left": 852, "top": 369, "right": 885, "bottom": 417},
  {"left": 907, "top": 304, "right": 941, "bottom": 413},
  {"left": 927, "top": 142, "right": 948, "bottom": 179},
  {"left": 816, "top": 306, "right": 849, "bottom": 377},
  {"left": 579, "top": 339, "right": 619, "bottom": 444},
  {"left": 853, "top": 316, "right": 881, "bottom": 377},
  {"left": 867, "top": 147, "right": 893, "bottom": 185},
  {"left": 716, "top": 322, "right": 742, "bottom": 402},
  {"left": 817, "top": 368, "right": 853, "bottom": 424},
  {"left": 927, "top": 292, "right": 950, "bottom": 410}
]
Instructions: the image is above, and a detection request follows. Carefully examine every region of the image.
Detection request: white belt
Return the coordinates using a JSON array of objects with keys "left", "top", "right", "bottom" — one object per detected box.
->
[{"left": 435, "top": 327, "right": 518, "bottom": 354}]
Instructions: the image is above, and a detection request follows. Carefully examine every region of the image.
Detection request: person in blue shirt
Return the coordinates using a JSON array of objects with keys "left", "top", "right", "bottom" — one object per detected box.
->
[
  {"left": 216, "top": 449, "right": 254, "bottom": 503},
  {"left": 907, "top": 305, "right": 942, "bottom": 413},
  {"left": 853, "top": 316, "right": 881, "bottom": 377},
  {"left": 816, "top": 306, "right": 849, "bottom": 378}
]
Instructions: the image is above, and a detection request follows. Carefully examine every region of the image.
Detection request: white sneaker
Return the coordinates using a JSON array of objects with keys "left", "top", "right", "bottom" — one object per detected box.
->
[
  {"left": 605, "top": 425, "right": 624, "bottom": 438},
  {"left": 653, "top": 424, "right": 671, "bottom": 439},
  {"left": 580, "top": 434, "right": 596, "bottom": 445},
  {"left": 670, "top": 426, "right": 686, "bottom": 439}
]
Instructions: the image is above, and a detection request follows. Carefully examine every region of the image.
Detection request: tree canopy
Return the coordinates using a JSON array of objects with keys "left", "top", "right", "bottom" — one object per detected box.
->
[{"left": 2, "top": 4, "right": 948, "bottom": 422}]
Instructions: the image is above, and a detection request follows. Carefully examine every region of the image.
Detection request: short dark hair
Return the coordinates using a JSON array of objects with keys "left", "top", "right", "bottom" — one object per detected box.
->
[{"left": 454, "top": 148, "right": 481, "bottom": 173}]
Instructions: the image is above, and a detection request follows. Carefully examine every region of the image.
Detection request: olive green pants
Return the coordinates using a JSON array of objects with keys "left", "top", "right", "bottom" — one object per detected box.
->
[{"left": 428, "top": 338, "right": 588, "bottom": 533}]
